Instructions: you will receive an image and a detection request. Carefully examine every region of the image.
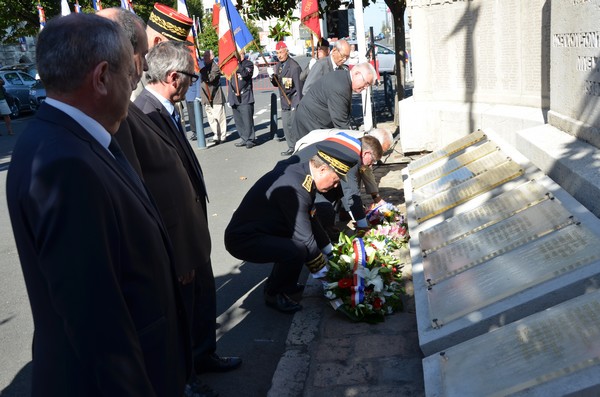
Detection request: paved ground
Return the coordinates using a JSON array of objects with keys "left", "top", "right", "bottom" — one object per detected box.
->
[{"left": 266, "top": 137, "right": 427, "bottom": 397}]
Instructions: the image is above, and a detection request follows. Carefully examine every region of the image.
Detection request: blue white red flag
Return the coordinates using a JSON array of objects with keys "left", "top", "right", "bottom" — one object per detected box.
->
[
  {"left": 120, "top": 0, "right": 135, "bottom": 12},
  {"left": 74, "top": 0, "right": 81, "bottom": 13},
  {"left": 217, "top": 0, "right": 238, "bottom": 79},
  {"left": 37, "top": 4, "right": 46, "bottom": 31},
  {"left": 92, "top": 0, "right": 103, "bottom": 11},
  {"left": 221, "top": 0, "right": 253, "bottom": 52}
]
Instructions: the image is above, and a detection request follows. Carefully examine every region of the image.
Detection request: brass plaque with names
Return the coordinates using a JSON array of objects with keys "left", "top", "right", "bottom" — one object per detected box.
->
[
  {"left": 415, "top": 160, "right": 524, "bottom": 223},
  {"left": 419, "top": 181, "right": 550, "bottom": 252},
  {"left": 427, "top": 291, "right": 600, "bottom": 397},
  {"left": 413, "top": 151, "right": 509, "bottom": 202},
  {"left": 427, "top": 224, "right": 600, "bottom": 326},
  {"left": 407, "top": 130, "right": 487, "bottom": 173},
  {"left": 423, "top": 199, "right": 574, "bottom": 284},
  {"left": 411, "top": 141, "right": 499, "bottom": 190}
]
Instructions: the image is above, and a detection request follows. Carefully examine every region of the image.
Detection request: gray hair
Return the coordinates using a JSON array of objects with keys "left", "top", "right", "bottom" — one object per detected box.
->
[
  {"left": 145, "top": 41, "right": 193, "bottom": 83},
  {"left": 367, "top": 128, "right": 394, "bottom": 152},
  {"left": 355, "top": 62, "right": 377, "bottom": 83},
  {"left": 99, "top": 7, "right": 146, "bottom": 50},
  {"left": 36, "top": 13, "right": 130, "bottom": 94}
]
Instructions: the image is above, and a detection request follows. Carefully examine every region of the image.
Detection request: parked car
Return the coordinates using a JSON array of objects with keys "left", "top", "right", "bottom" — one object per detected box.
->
[
  {"left": 346, "top": 41, "right": 397, "bottom": 75},
  {"left": 0, "top": 63, "right": 39, "bottom": 79},
  {"left": 29, "top": 79, "right": 46, "bottom": 110},
  {"left": 0, "top": 70, "right": 37, "bottom": 117},
  {"left": 368, "top": 43, "right": 396, "bottom": 74}
]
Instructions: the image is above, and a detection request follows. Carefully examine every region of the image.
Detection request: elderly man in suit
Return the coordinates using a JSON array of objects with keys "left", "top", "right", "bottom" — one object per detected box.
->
[
  {"left": 6, "top": 14, "right": 191, "bottom": 397},
  {"left": 302, "top": 39, "right": 351, "bottom": 95},
  {"left": 228, "top": 51, "right": 256, "bottom": 148},
  {"left": 133, "top": 40, "right": 241, "bottom": 393},
  {"left": 201, "top": 49, "right": 228, "bottom": 144},
  {"left": 287, "top": 62, "right": 377, "bottom": 153}
]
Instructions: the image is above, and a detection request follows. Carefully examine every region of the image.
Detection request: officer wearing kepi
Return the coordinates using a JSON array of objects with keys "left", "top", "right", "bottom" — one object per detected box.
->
[{"left": 224, "top": 140, "right": 359, "bottom": 313}]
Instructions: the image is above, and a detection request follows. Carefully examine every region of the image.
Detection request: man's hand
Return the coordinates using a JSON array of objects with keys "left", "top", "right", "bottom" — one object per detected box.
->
[
  {"left": 267, "top": 67, "right": 274, "bottom": 77},
  {"left": 178, "top": 269, "right": 195, "bottom": 285}
]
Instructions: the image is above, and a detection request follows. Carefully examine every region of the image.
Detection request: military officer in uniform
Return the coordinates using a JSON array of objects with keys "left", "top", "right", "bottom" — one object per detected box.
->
[
  {"left": 287, "top": 131, "right": 384, "bottom": 239},
  {"left": 224, "top": 141, "right": 359, "bottom": 313},
  {"left": 267, "top": 41, "right": 303, "bottom": 154}
]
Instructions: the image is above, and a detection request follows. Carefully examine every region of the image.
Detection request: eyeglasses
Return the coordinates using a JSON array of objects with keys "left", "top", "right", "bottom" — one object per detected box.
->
[{"left": 177, "top": 70, "right": 199, "bottom": 83}]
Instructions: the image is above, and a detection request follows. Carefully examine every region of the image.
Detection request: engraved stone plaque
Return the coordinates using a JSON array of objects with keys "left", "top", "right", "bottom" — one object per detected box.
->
[
  {"left": 415, "top": 160, "right": 524, "bottom": 223},
  {"left": 411, "top": 141, "right": 499, "bottom": 190},
  {"left": 427, "top": 224, "right": 600, "bottom": 326},
  {"left": 407, "top": 130, "right": 487, "bottom": 173},
  {"left": 419, "top": 180, "right": 550, "bottom": 252},
  {"left": 424, "top": 290, "right": 600, "bottom": 397},
  {"left": 413, "top": 150, "right": 509, "bottom": 202},
  {"left": 423, "top": 198, "right": 575, "bottom": 284}
]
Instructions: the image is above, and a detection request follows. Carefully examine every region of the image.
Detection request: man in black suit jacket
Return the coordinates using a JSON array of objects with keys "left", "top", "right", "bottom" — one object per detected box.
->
[
  {"left": 302, "top": 39, "right": 351, "bottom": 95},
  {"left": 228, "top": 52, "right": 256, "bottom": 148},
  {"left": 6, "top": 14, "right": 190, "bottom": 397},
  {"left": 288, "top": 62, "right": 377, "bottom": 151},
  {"left": 132, "top": 40, "right": 241, "bottom": 383}
]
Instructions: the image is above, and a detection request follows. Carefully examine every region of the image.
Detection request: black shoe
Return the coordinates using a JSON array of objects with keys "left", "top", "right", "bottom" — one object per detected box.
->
[
  {"left": 234, "top": 141, "right": 246, "bottom": 147},
  {"left": 264, "top": 292, "right": 302, "bottom": 313},
  {"left": 276, "top": 136, "right": 286, "bottom": 142},
  {"left": 190, "top": 134, "right": 197, "bottom": 141},
  {"left": 208, "top": 138, "right": 221, "bottom": 145},
  {"left": 280, "top": 148, "right": 294, "bottom": 156},
  {"left": 185, "top": 375, "right": 219, "bottom": 397},
  {"left": 195, "top": 353, "right": 242, "bottom": 374},
  {"left": 246, "top": 141, "right": 255, "bottom": 148},
  {"left": 281, "top": 283, "right": 305, "bottom": 295}
]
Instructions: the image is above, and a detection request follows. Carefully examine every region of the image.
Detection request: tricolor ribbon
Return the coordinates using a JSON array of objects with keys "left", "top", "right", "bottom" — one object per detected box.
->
[{"left": 351, "top": 237, "right": 366, "bottom": 307}]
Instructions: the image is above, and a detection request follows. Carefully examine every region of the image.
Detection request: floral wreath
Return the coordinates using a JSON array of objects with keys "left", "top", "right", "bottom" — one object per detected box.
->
[{"left": 323, "top": 202, "right": 409, "bottom": 323}]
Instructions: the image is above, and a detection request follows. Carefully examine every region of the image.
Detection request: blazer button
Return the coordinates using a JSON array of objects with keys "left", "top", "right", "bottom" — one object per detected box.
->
[{"left": 196, "top": 196, "right": 200, "bottom": 202}]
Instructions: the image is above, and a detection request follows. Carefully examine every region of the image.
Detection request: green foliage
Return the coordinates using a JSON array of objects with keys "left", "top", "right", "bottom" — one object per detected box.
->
[{"left": 197, "top": 12, "right": 217, "bottom": 54}]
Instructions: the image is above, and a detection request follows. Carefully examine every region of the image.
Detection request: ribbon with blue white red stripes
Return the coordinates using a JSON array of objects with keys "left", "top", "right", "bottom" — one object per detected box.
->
[{"left": 351, "top": 237, "right": 366, "bottom": 307}]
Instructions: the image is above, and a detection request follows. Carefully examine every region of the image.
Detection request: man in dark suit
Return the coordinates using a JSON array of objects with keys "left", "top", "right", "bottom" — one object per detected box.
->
[
  {"left": 201, "top": 49, "right": 228, "bottom": 144},
  {"left": 132, "top": 40, "right": 241, "bottom": 386},
  {"left": 288, "top": 62, "right": 377, "bottom": 151},
  {"left": 225, "top": 141, "right": 359, "bottom": 313},
  {"left": 6, "top": 14, "right": 190, "bottom": 397},
  {"left": 267, "top": 41, "right": 304, "bottom": 155},
  {"left": 228, "top": 51, "right": 256, "bottom": 148},
  {"left": 302, "top": 39, "right": 351, "bottom": 95}
]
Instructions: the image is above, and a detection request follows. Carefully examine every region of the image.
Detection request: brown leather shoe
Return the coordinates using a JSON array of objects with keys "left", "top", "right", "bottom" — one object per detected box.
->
[{"left": 264, "top": 292, "right": 302, "bottom": 313}]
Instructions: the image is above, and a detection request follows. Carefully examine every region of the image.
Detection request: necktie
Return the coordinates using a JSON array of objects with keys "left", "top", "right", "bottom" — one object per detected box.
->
[
  {"left": 108, "top": 136, "right": 149, "bottom": 199},
  {"left": 172, "top": 108, "right": 185, "bottom": 137}
]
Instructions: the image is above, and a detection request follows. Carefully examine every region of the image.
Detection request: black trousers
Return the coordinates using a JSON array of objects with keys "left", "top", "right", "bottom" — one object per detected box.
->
[{"left": 231, "top": 103, "right": 255, "bottom": 143}]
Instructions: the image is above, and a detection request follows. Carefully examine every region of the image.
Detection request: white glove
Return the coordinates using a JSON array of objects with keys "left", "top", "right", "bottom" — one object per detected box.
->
[
  {"left": 267, "top": 67, "right": 274, "bottom": 77},
  {"left": 308, "top": 58, "right": 317, "bottom": 69}
]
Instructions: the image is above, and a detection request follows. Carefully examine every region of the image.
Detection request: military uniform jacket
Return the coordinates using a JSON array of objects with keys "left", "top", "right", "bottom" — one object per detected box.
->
[
  {"left": 200, "top": 60, "right": 225, "bottom": 106},
  {"left": 270, "top": 57, "right": 303, "bottom": 110},
  {"left": 225, "top": 161, "right": 327, "bottom": 262},
  {"left": 227, "top": 59, "right": 255, "bottom": 106},
  {"left": 290, "top": 140, "right": 366, "bottom": 222}
]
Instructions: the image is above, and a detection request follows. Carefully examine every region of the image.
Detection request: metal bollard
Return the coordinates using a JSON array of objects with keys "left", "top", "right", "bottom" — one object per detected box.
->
[
  {"left": 270, "top": 93, "right": 278, "bottom": 139},
  {"left": 193, "top": 98, "right": 206, "bottom": 149}
]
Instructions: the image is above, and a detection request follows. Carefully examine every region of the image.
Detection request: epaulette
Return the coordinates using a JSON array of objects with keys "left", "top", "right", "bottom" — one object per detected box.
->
[{"left": 302, "top": 175, "right": 313, "bottom": 192}]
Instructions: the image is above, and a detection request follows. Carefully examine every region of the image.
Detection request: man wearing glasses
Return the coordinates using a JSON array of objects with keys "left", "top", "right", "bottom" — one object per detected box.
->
[
  {"left": 284, "top": 131, "right": 384, "bottom": 239},
  {"left": 302, "top": 39, "right": 351, "bottom": 95},
  {"left": 288, "top": 62, "right": 377, "bottom": 153}
]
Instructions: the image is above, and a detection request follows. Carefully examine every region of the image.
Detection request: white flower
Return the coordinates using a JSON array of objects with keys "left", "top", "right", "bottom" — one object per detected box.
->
[
  {"left": 355, "top": 267, "right": 384, "bottom": 292},
  {"left": 339, "top": 254, "right": 353, "bottom": 264},
  {"left": 325, "top": 290, "right": 337, "bottom": 299}
]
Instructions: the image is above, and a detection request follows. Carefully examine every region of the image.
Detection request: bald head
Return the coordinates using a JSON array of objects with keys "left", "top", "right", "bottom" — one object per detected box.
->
[
  {"left": 368, "top": 128, "right": 394, "bottom": 152},
  {"left": 97, "top": 7, "right": 148, "bottom": 88}
]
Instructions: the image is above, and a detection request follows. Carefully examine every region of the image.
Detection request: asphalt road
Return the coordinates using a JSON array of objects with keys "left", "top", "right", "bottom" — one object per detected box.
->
[{"left": 0, "top": 56, "right": 397, "bottom": 396}]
